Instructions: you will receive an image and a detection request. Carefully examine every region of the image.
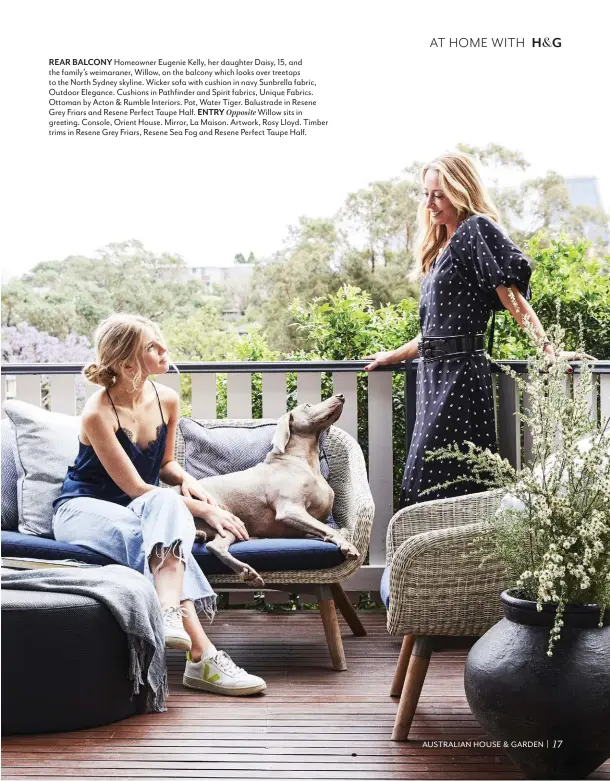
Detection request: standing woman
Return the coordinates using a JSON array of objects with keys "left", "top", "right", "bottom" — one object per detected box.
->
[
  {"left": 53, "top": 313, "right": 266, "bottom": 696},
  {"left": 364, "top": 151, "right": 595, "bottom": 507}
]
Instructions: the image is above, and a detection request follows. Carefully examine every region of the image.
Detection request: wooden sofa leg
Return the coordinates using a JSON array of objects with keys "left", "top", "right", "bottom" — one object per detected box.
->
[
  {"left": 318, "top": 589, "right": 347, "bottom": 671},
  {"left": 330, "top": 583, "right": 367, "bottom": 636},
  {"left": 390, "top": 634, "right": 415, "bottom": 697},
  {"left": 391, "top": 636, "right": 433, "bottom": 741}
]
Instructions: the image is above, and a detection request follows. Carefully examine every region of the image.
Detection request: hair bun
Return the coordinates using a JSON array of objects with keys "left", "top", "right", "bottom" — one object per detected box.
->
[{"left": 83, "top": 362, "right": 117, "bottom": 387}]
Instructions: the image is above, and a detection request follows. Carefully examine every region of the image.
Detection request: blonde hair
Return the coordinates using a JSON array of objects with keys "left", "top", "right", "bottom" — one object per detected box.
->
[
  {"left": 409, "top": 151, "right": 500, "bottom": 281},
  {"left": 83, "top": 313, "right": 164, "bottom": 388}
]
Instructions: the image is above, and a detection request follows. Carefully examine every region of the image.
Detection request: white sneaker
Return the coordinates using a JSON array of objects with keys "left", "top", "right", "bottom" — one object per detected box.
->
[
  {"left": 183, "top": 650, "right": 267, "bottom": 696},
  {"left": 162, "top": 605, "right": 192, "bottom": 652}
]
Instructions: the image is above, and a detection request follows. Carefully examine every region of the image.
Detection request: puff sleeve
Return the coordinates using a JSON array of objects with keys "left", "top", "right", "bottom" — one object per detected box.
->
[{"left": 455, "top": 214, "right": 533, "bottom": 312}]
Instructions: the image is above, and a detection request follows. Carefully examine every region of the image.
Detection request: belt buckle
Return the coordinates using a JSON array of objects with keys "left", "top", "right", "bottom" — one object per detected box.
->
[{"left": 421, "top": 343, "right": 445, "bottom": 361}]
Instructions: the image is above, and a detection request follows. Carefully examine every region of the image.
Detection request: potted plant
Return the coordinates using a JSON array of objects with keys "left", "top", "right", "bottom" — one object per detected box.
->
[{"left": 422, "top": 304, "right": 610, "bottom": 780}]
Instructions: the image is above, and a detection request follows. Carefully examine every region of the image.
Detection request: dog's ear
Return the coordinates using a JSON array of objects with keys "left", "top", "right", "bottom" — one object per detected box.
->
[{"left": 271, "top": 412, "right": 293, "bottom": 454}]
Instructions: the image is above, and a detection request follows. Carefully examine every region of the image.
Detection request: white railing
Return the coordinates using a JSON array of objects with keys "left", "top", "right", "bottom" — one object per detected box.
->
[{"left": 2, "top": 360, "right": 609, "bottom": 590}]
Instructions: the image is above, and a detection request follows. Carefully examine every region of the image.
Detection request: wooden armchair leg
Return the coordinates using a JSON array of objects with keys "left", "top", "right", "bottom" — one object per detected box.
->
[
  {"left": 330, "top": 583, "right": 367, "bottom": 636},
  {"left": 318, "top": 587, "right": 347, "bottom": 671},
  {"left": 391, "top": 636, "right": 433, "bottom": 741},
  {"left": 390, "top": 634, "right": 415, "bottom": 696}
]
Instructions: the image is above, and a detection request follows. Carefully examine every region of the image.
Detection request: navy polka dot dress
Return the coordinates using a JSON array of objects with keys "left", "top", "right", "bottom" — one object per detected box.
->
[{"left": 399, "top": 214, "right": 533, "bottom": 508}]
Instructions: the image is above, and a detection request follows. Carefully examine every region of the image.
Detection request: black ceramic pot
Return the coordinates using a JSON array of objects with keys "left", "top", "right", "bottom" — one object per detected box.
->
[{"left": 464, "top": 590, "right": 610, "bottom": 780}]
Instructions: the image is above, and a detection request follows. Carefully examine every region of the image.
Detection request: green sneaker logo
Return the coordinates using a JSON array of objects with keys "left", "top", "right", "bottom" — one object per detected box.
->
[{"left": 204, "top": 663, "right": 220, "bottom": 683}]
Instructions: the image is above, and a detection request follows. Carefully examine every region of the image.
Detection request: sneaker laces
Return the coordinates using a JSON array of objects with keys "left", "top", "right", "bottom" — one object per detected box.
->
[
  {"left": 213, "top": 650, "right": 244, "bottom": 676},
  {"left": 163, "top": 605, "right": 187, "bottom": 628}
]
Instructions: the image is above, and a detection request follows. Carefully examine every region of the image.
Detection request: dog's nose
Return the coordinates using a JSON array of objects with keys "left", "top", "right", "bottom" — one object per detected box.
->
[{"left": 335, "top": 394, "right": 345, "bottom": 401}]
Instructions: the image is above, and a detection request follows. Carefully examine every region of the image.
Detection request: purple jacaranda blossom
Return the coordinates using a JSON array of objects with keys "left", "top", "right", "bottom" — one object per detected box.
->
[{"left": 2, "top": 322, "right": 93, "bottom": 364}]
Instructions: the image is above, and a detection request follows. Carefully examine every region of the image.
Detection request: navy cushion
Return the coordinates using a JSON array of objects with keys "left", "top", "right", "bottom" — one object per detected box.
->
[
  {"left": 380, "top": 565, "right": 390, "bottom": 608},
  {"left": 192, "top": 537, "right": 345, "bottom": 575},
  {"left": 1, "top": 530, "right": 116, "bottom": 566},
  {"left": 1, "top": 531, "right": 346, "bottom": 576}
]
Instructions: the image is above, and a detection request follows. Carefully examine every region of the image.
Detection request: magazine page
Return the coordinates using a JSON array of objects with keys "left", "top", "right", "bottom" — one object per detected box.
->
[{"left": 2, "top": 1, "right": 609, "bottom": 778}]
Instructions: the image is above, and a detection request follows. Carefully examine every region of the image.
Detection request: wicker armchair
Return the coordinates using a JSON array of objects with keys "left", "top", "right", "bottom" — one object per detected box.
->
[
  {"left": 382, "top": 488, "right": 507, "bottom": 739},
  {"left": 175, "top": 420, "right": 376, "bottom": 671}
]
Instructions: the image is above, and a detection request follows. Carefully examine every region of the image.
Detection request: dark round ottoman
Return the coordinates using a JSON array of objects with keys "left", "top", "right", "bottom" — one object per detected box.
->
[{"left": 1, "top": 588, "right": 143, "bottom": 734}]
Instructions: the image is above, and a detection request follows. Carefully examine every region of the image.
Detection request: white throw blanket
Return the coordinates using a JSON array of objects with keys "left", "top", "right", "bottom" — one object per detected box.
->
[{"left": 1, "top": 564, "right": 168, "bottom": 712}]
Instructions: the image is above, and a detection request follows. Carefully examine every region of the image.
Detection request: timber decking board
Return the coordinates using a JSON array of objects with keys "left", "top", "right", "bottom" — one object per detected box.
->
[{"left": 2, "top": 611, "right": 608, "bottom": 780}]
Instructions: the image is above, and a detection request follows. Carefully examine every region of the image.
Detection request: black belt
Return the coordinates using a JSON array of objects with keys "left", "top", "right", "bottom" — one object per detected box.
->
[{"left": 418, "top": 334, "right": 485, "bottom": 361}]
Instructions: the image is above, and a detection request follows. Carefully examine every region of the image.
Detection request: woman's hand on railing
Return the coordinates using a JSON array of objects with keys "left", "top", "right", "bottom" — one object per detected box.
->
[
  {"left": 363, "top": 351, "right": 399, "bottom": 372},
  {"left": 544, "top": 347, "right": 597, "bottom": 374},
  {"left": 364, "top": 335, "right": 421, "bottom": 370},
  {"left": 558, "top": 350, "right": 598, "bottom": 362}
]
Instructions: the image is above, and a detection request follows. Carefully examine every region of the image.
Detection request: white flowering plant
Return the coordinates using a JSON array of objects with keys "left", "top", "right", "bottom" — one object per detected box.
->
[{"left": 420, "top": 301, "right": 610, "bottom": 655}]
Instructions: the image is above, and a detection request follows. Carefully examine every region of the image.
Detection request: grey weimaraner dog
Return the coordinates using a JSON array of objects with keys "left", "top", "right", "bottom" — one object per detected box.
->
[{"left": 193, "top": 394, "right": 360, "bottom": 586}]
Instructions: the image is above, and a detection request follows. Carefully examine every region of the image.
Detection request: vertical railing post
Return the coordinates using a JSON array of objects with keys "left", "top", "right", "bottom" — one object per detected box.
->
[
  {"left": 367, "top": 369, "right": 394, "bottom": 565},
  {"left": 404, "top": 359, "right": 417, "bottom": 457}
]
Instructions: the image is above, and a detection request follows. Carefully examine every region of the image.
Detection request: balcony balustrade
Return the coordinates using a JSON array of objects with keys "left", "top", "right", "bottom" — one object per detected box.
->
[{"left": 2, "top": 359, "right": 609, "bottom": 590}]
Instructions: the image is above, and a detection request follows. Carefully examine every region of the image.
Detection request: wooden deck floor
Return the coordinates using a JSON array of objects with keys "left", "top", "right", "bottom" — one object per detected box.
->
[{"left": 3, "top": 610, "right": 609, "bottom": 780}]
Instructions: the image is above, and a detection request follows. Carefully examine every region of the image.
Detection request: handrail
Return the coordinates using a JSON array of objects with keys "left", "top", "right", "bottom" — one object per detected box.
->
[
  {"left": 3, "top": 359, "right": 608, "bottom": 375},
  {"left": 2, "top": 360, "right": 395, "bottom": 374}
]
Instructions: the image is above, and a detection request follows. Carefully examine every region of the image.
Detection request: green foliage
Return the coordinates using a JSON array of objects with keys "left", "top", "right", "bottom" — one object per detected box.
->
[
  {"left": 214, "top": 329, "right": 281, "bottom": 420},
  {"left": 162, "top": 303, "right": 240, "bottom": 418},
  {"left": 246, "top": 217, "right": 341, "bottom": 351},
  {"left": 341, "top": 178, "right": 420, "bottom": 263},
  {"left": 1, "top": 240, "right": 209, "bottom": 339},
  {"left": 290, "top": 285, "right": 419, "bottom": 359},
  {"left": 491, "top": 236, "right": 610, "bottom": 360},
  {"left": 163, "top": 302, "right": 224, "bottom": 358},
  {"left": 338, "top": 248, "right": 419, "bottom": 308},
  {"left": 290, "top": 286, "right": 419, "bottom": 501}
]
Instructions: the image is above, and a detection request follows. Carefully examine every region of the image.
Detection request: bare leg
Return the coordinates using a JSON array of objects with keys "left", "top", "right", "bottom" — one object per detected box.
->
[
  {"left": 149, "top": 546, "right": 185, "bottom": 609},
  {"left": 181, "top": 599, "right": 214, "bottom": 662},
  {"left": 148, "top": 548, "right": 217, "bottom": 659}
]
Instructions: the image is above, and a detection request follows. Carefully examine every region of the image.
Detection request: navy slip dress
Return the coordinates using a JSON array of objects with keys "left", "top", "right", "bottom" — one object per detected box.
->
[{"left": 53, "top": 380, "right": 168, "bottom": 511}]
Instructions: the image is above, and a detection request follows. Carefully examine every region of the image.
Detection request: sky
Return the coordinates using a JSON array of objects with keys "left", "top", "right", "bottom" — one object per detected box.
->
[{"left": 1, "top": 0, "right": 608, "bottom": 280}]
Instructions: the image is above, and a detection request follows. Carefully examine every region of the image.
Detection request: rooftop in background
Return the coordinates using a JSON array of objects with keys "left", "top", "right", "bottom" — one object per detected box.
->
[
  {"left": 151, "top": 263, "right": 256, "bottom": 291},
  {"left": 565, "top": 177, "right": 606, "bottom": 210},
  {"left": 564, "top": 176, "right": 608, "bottom": 243},
  {"left": 186, "top": 264, "right": 255, "bottom": 293}
]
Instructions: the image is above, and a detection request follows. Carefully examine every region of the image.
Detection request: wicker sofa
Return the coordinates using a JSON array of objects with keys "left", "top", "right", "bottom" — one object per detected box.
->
[
  {"left": 380, "top": 488, "right": 506, "bottom": 739},
  {"left": 1, "top": 416, "right": 375, "bottom": 670}
]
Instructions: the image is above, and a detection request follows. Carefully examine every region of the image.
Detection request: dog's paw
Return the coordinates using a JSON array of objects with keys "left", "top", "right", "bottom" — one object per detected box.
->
[
  {"left": 194, "top": 529, "right": 208, "bottom": 542},
  {"left": 241, "top": 566, "right": 265, "bottom": 588},
  {"left": 337, "top": 540, "right": 360, "bottom": 560}
]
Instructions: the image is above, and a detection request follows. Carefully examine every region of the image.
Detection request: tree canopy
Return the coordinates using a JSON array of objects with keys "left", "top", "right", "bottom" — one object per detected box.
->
[
  {"left": 2, "top": 240, "right": 210, "bottom": 338},
  {"left": 3, "top": 143, "right": 608, "bottom": 364}
]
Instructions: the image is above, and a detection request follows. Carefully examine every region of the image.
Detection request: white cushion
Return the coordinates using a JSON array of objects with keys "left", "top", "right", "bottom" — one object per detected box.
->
[
  {"left": 3, "top": 401, "right": 81, "bottom": 537},
  {"left": 498, "top": 433, "right": 609, "bottom": 517}
]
